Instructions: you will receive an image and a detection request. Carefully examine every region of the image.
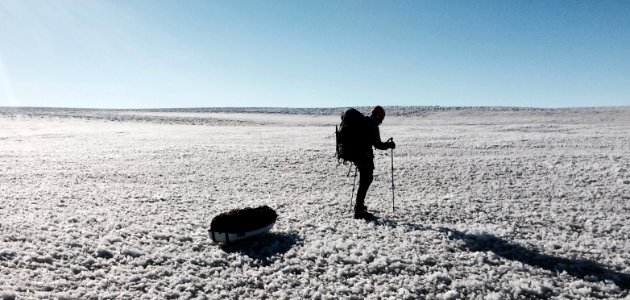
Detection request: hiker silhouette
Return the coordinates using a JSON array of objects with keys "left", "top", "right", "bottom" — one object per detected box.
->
[{"left": 337, "top": 106, "right": 395, "bottom": 220}]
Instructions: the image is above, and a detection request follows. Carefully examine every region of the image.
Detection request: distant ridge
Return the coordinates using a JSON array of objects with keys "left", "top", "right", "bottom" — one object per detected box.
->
[
  {"left": 2, "top": 106, "right": 628, "bottom": 117},
  {"left": 1, "top": 106, "right": 629, "bottom": 126}
]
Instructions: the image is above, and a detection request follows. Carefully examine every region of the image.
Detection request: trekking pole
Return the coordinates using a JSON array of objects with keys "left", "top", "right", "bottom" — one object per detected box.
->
[
  {"left": 388, "top": 138, "right": 395, "bottom": 212},
  {"left": 350, "top": 166, "right": 358, "bottom": 212}
]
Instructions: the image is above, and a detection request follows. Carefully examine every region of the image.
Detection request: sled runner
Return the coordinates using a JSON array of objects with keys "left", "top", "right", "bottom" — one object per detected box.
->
[{"left": 209, "top": 205, "right": 277, "bottom": 243}]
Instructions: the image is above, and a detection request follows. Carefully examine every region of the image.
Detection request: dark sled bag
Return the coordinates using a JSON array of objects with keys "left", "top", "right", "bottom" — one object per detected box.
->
[{"left": 209, "top": 206, "right": 278, "bottom": 243}]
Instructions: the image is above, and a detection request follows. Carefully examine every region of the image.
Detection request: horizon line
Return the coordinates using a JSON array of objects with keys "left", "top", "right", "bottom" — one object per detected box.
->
[{"left": 1, "top": 104, "right": 629, "bottom": 111}]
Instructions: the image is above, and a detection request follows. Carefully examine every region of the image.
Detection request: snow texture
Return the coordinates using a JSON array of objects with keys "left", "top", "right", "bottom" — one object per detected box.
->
[{"left": 1, "top": 106, "right": 629, "bottom": 299}]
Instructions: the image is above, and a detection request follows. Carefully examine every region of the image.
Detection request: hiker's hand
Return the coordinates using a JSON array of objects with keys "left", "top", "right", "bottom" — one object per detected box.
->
[{"left": 387, "top": 141, "right": 396, "bottom": 149}]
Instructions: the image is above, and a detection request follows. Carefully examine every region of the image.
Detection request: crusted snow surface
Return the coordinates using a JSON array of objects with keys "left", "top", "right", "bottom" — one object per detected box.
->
[{"left": 1, "top": 107, "right": 629, "bottom": 299}]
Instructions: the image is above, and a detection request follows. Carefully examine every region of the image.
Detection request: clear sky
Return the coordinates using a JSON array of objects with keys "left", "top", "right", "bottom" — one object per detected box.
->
[{"left": 1, "top": 0, "right": 629, "bottom": 109}]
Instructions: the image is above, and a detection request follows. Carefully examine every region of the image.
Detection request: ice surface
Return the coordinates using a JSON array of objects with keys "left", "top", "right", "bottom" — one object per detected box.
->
[{"left": 1, "top": 107, "right": 629, "bottom": 298}]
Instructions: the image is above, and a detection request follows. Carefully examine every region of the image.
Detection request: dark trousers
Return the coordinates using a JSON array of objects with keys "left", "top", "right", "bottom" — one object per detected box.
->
[{"left": 355, "top": 164, "right": 374, "bottom": 212}]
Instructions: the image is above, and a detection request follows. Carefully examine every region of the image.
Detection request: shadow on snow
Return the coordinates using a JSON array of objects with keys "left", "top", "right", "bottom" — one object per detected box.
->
[
  {"left": 375, "top": 218, "right": 629, "bottom": 290},
  {"left": 440, "top": 227, "right": 630, "bottom": 290},
  {"left": 219, "top": 232, "right": 302, "bottom": 266}
]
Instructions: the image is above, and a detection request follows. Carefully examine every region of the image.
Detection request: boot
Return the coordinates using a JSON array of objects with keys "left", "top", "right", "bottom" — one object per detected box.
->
[{"left": 354, "top": 209, "right": 375, "bottom": 220}]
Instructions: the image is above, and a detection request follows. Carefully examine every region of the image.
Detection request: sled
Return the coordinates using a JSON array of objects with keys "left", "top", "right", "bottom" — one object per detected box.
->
[
  {"left": 209, "top": 221, "right": 275, "bottom": 243},
  {"left": 208, "top": 205, "right": 277, "bottom": 244}
]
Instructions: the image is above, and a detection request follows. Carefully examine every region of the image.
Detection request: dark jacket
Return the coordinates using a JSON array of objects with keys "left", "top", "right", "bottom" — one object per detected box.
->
[
  {"left": 368, "top": 115, "right": 389, "bottom": 151},
  {"left": 359, "top": 115, "right": 388, "bottom": 162}
]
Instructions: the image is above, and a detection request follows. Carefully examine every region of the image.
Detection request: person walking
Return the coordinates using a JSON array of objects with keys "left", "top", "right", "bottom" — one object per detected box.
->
[{"left": 352, "top": 106, "right": 395, "bottom": 219}]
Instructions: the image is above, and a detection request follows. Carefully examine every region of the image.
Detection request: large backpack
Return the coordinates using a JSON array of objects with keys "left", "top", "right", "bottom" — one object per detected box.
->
[{"left": 335, "top": 108, "right": 370, "bottom": 164}]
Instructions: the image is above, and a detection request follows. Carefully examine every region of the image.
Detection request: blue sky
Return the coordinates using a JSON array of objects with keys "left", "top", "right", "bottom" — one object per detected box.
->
[{"left": 1, "top": 0, "right": 629, "bottom": 109}]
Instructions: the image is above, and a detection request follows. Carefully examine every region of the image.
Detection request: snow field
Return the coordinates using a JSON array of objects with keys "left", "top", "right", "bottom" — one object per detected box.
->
[{"left": 1, "top": 108, "right": 629, "bottom": 299}]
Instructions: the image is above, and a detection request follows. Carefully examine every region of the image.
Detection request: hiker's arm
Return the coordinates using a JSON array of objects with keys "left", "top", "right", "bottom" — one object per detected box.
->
[{"left": 372, "top": 126, "right": 389, "bottom": 150}]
